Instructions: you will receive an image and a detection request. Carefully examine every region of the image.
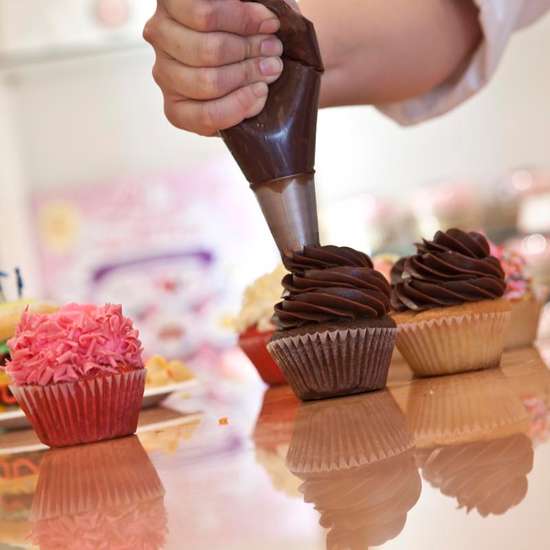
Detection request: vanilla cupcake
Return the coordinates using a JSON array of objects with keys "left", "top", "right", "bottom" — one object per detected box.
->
[
  {"left": 268, "top": 246, "right": 397, "bottom": 400},
  {"left": 392, "top": 229, "right": 511, "bottom": 376}
]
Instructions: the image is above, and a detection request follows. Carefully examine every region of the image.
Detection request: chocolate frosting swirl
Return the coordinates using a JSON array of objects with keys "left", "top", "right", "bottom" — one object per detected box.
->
[
  {"left": 274, "top": 246, "right": 390, "bottom": 330},
  {"left": 391, "top": 229, "right": 506, "bottom": 312}
]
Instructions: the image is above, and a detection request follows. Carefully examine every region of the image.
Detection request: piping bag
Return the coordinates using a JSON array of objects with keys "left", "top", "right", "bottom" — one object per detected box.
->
[{"left": 220, "top": 0, "right": 324, "bottom": 259}]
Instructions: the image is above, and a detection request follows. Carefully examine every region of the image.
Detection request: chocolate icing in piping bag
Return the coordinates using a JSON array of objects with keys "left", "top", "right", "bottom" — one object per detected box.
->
[{"left": 220, "top": 0, "right": 324, "bottom": 257}]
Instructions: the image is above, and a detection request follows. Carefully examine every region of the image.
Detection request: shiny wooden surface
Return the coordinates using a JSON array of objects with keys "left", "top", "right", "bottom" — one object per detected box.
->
[{"left": 2, "top": 344, "right": 550, "bottom": 549}]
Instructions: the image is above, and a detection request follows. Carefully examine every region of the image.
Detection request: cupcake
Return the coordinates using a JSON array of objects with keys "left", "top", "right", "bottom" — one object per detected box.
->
[
  {"left": 268, "top": 246, "right": 397, "bottom": 401},
  {"left": 232, "top": 264, "right": 288, "bottom": 386},
  {"left": 287, "top": 391, "right": 421, "bottom": 548},
  {"left": 5, "top": 303, "right": 145, "bottom": 447},
  {"left": 253, "top": 386, "right": 302, "bottom": 497},
  {"left": 391, "top": 229, "right": 511, "bottom": 376},
  {"left": 490, "top": 242, "right": 549, "bottom": 350},
  {"left": 30, "top": 436, "right": 167, "bottom": 549}
]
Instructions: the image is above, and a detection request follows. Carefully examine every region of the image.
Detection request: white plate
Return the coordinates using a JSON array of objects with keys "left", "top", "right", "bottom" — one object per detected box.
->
[{"left": 0, "top": 378, "right": 199, "bottom": 430}]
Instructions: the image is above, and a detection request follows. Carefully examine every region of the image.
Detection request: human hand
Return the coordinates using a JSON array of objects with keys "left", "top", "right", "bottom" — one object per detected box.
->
[{"left": 143, "top": 0, "right": 284, "bottom": 136}]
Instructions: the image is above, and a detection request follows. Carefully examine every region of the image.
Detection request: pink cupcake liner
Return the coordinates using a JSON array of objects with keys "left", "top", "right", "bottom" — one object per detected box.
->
[
  {"left": 31, "top": 435, "right": 164, "bottom": 521},
  {"left": 11, "top": 369, "right": 145, "bottom": 448},
  {"left": 268, "top": 326, "right": 396, "bottom": 401}
]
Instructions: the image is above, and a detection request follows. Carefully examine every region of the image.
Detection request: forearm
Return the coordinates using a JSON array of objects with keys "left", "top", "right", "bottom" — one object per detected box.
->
[{"left": 299, "top": 0, "right": 482, "bottom": 107}]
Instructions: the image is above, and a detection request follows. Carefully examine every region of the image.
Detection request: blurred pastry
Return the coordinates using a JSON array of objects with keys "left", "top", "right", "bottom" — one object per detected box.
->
[
  {"left": 232, "top": 264, "right": 288, "bottom": 386},
  {"left": 145, "top": 354, "right": 195, "bottom": 387},
  {"left": 490, "top": 242, "right": 549, "bottom": 349},
  {"left": 31, "top": 436, "right": 167, "bottom": 549},
  {"left": 287, "top": 391, "right": 420, "bottom": 548},
  {"left": 0, "top": 450, "right": 44, "bottom": 548},
  {"left": 7, "top": 303, "right": 145, "bottom": 447},
  {"left": 269, "top": 246, "right": 396, "bottom": 400},
  {"left": 392, "top": 229, "right": 510, "bottom": 376}
]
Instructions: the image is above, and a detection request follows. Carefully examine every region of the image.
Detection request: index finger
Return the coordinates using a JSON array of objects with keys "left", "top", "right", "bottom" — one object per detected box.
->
[{"left": 161, "top": 0, "right": 280, "bottom": 35}]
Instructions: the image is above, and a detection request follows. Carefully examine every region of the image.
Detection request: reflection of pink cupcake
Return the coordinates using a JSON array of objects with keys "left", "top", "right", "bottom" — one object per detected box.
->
[
  {"left": 31, "top": 436, "right": 167, "bottom": 549},
  {"left": 6, "top": 304, "right": 145, "bottom": 447},
  {"left": 287, "top": 391, "right": 420, "bottom": 548}
]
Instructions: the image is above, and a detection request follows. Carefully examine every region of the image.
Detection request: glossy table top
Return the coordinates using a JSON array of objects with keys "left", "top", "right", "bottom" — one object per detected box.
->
[{"left": 2, "top": 344, "right": 550, "bottom": 549}]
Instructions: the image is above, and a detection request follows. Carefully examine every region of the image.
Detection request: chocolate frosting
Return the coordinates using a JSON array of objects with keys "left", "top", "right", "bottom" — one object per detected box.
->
[
  {"left": 274, "top": 246, "right": 391, "bottom": 330},
  {"left": 220, "top": 0, "right": 324, "bottom": 185},
  {"left": 391, "top": 229, "right": 506, "bottom": 312}
]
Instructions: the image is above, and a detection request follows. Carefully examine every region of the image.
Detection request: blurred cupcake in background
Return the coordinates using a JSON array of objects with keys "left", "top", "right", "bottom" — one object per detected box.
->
[
  {"left": 31, "top": 436, "right": 167, "bottom": 549},
  {"left": 405, "top": 368, "right": 533, "bottom": 517},
  {"left": 490, "top": 242, "right": 549, "bottom": 349},
  {"left": 287, "top": 391, "right": 420, "bottom": 549},
  {"left": 253, "top": 386, "right": 302, "bottom": 497},
  {"left": 230, "top": 264, "right": 288, "bottom": 386}
]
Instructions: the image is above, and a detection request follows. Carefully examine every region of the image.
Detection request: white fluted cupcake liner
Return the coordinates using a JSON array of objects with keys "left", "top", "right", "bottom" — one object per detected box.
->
[
  {"left": 31, "top": 436, "right": 164, "bottom": 521},
  {"left": 268, "top": 326, "right": 396, "bottom": 401},
  {"left": 405, "top": 368, "right": 529, "bottom": 448},
  {"left": 11, "top": 369, "right": 145, "bottom": 448},
  {"left": 287, "top": 391, "right": 413, "bottom": 475},
  {"left": 396, "top": 311, "right": 510, "bottom": 377}
]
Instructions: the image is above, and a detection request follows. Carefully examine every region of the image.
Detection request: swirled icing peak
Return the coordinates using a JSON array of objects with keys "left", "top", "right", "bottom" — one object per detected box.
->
[
  {"left": 274, "top": 246, "right": 391, "bottom": 330},
  {"left": 6, "top": 304, "right": 143, "bottom": 386},
  {"left": 283, "top": 245, "right": 373, "bottom": 273},
  {"left": 391, "top": 229, "right": 506, "bottom": 312}
]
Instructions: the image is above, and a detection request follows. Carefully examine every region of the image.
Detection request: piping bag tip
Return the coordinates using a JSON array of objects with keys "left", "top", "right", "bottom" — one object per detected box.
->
[{"left": 252, "top": 173, "right": 320, "bottom": 258}]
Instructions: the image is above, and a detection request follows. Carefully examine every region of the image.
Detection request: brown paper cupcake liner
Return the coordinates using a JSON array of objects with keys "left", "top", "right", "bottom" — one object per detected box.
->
[
  {"left": 268, "top": 326, "right": 396, "bottom": 401},
  {"left": 405, "top": 368, "right": 529, "bottom": 448},
  {"left": 31, "top": 436, "right": 164, "bottom": 521},
  {"left": 287, "top": 391, "right": 413, "bottom": 475},
  {"left": 396, "top": 311, "right": 510, "bottom": 377},
  {"left": 11, "top": 369, "right": 145, "bottom": 448}
]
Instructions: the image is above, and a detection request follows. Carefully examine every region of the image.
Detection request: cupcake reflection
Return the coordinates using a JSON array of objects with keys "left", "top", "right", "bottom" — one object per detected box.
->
[
  {"left": 253, "top": 386, "right": 302, "bottom": 497},
  {"left": 31, "top": 436, "right": 167, "bottom": 549},
  {"left": 405, "top": 368, "right": 534, "bottom": 517},
  {"left": 287, "top": 391, "right": 421, "bottom": 549}
]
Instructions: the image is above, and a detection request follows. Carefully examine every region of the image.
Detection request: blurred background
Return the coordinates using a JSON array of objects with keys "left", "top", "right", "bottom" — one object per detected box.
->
[{"left": 1, "top": 0, "right": 550, "bottom": 367}]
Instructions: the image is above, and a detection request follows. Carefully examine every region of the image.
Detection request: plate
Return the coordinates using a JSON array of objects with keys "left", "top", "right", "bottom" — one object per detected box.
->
[{"left": 0, "top": 378, "right": 199, "bottom": 430}]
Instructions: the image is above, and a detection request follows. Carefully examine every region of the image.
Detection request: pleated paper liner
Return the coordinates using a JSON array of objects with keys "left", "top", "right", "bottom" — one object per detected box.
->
[
  {"left": 396, "top": 310, "right": 511, "bottom": 377},
  {"left": 302, "top": 448, "right": 421, "bottom": 550},
  {"left": 404, "top": 368, "right": 529, "bottom": 449},
  {"left": 11, "top": 369, "right": 146, "bottom": 448},
  {"left": 31, "top": 435, "right": 165, "bottom": 521},
  {"left": 417, "top": 432, "right": 533, "bottom": 517},
  {"left": 287, "top": 390, "right": 413, "bottom": 476},
  {"left": 268, "top": 325, "right": 396, "bottom": 401}
]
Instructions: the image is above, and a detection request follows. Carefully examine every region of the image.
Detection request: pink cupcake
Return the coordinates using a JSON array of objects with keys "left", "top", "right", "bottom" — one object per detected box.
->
[{"left": 5, "top": 304, "right": 145, "bottom": 447}]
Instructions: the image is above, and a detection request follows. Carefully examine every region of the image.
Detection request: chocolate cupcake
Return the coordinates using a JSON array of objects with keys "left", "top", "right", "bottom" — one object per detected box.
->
[
  {"left": 391, "top": 229, "right": 511, "bottom": 376},
  {"left": 267, "top": 246, "right": 397, "bottom": 400}
]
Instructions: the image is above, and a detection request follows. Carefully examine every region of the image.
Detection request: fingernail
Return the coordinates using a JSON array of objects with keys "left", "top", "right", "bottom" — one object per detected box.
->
[
  {"left": 251, "top": 82, "right": 268, "bottom": 98},
  {"left": 259, "top": 18, "right": 280, "bottom": 34},
  {"left": 261, "top": 37, "right": 283, "bottom": 57},
  {"left": 259, "top": 57, "right": 283, "bottom": 77}
]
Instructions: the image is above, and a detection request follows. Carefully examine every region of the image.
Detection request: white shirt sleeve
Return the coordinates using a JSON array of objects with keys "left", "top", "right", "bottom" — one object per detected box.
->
[{"left": 377, "top": 0, "right": 550, "bottom": 126}]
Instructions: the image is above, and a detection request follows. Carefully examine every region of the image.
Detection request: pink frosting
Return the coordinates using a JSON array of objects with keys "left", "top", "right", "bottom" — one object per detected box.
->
[
  {"left": 6, "top": 304, "right": 143, "bottom": 386},
  {"left": 489, "top": 242, "right": 531, "bottom": 299}
]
